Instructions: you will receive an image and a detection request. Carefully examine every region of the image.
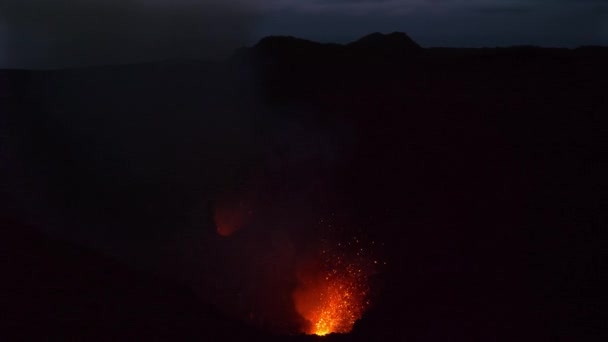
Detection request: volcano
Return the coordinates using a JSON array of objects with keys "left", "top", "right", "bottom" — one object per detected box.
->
[{"left": 1, "top": 32, "right": 604, "bottom": 341}]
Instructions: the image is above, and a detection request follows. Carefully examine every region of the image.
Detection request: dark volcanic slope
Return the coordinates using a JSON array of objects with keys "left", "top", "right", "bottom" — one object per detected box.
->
[
  {"left": 0, "top": 217, "right": 266, "bottom": 341},
  {"left": 1, "top": 33, "right": 605, "bottom": 341}
]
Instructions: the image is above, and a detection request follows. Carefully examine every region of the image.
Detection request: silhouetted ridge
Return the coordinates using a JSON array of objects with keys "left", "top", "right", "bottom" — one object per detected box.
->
[
  {"left": 238, "top": 32, "right": 423, "bottom": 64},
  {"left": 348, "top": 32, "right": 422, "bottom": 51},
  {"left": 251, "top": 36, "right": 341, "bottom": 58},
  {"left": 241, "top": 35, "right": 344, "bottom": 66},
  {"left": 254, "top": 36, "right": 325, "bottom": 50}
]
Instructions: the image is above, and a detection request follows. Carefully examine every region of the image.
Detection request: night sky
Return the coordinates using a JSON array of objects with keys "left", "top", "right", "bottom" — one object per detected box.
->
[{"left": 1, "top": 0, "right": 607, "bottom": 68}]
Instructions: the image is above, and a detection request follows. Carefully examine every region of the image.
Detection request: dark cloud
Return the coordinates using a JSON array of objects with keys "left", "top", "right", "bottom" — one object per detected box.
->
[
  {"left": 477, "top": 5, "right": 533, "bottom": 14},
  {"left": 317, "top": 0, "right": 394, "bottom": 3},
  {"left": 0, "top": 0, "right": 256, "bottom": 68}
]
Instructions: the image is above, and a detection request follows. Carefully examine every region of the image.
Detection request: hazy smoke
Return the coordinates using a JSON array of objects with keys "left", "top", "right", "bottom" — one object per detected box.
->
[
  {"left": 2, "top": 52, "right": 360, "bottom": 331},
  {"left": 169, "top": 107, "right": 359, "bottom": 333},
  {"left": 0, "top": 2, "right": 366, "bottom": 332},
  {"left": 0, "top": 0, "right": 257, "bottom": 68}
]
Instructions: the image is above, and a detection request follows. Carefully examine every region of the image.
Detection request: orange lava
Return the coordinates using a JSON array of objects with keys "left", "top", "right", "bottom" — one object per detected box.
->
[{"left": 293, "top": 243, "right": 373, "bottom": 336}]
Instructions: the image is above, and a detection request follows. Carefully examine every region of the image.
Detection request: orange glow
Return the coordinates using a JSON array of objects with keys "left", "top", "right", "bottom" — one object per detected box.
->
[
  {"left": 213, "top": 199, "right": 253, "bottom": 237},
  {"left": 293, "top": 241, "right": 374, "bottom": 336}
]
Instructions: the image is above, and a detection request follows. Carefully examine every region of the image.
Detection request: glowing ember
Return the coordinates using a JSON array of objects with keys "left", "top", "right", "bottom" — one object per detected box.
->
[
  {"left": 213, "top": 198, "right": 254, "bottom": 237},
  {"left": 293, "top": 238, "right": 376, "bottom": 336}
]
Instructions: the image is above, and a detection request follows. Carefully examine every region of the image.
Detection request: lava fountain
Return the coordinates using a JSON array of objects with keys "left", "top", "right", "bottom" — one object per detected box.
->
[{"left": 293, "top": 238, "right": 377, "bottom": 336}]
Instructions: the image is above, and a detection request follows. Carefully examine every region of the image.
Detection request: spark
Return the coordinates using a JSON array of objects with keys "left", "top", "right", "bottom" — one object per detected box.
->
[{"left": 293, "top": 237, "right": 378, "bottom": 336}]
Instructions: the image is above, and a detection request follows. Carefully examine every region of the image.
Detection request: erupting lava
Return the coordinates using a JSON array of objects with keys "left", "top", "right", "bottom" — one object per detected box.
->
[{"left": 293, "top": 238, "right": 377, "bottom": 336}]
